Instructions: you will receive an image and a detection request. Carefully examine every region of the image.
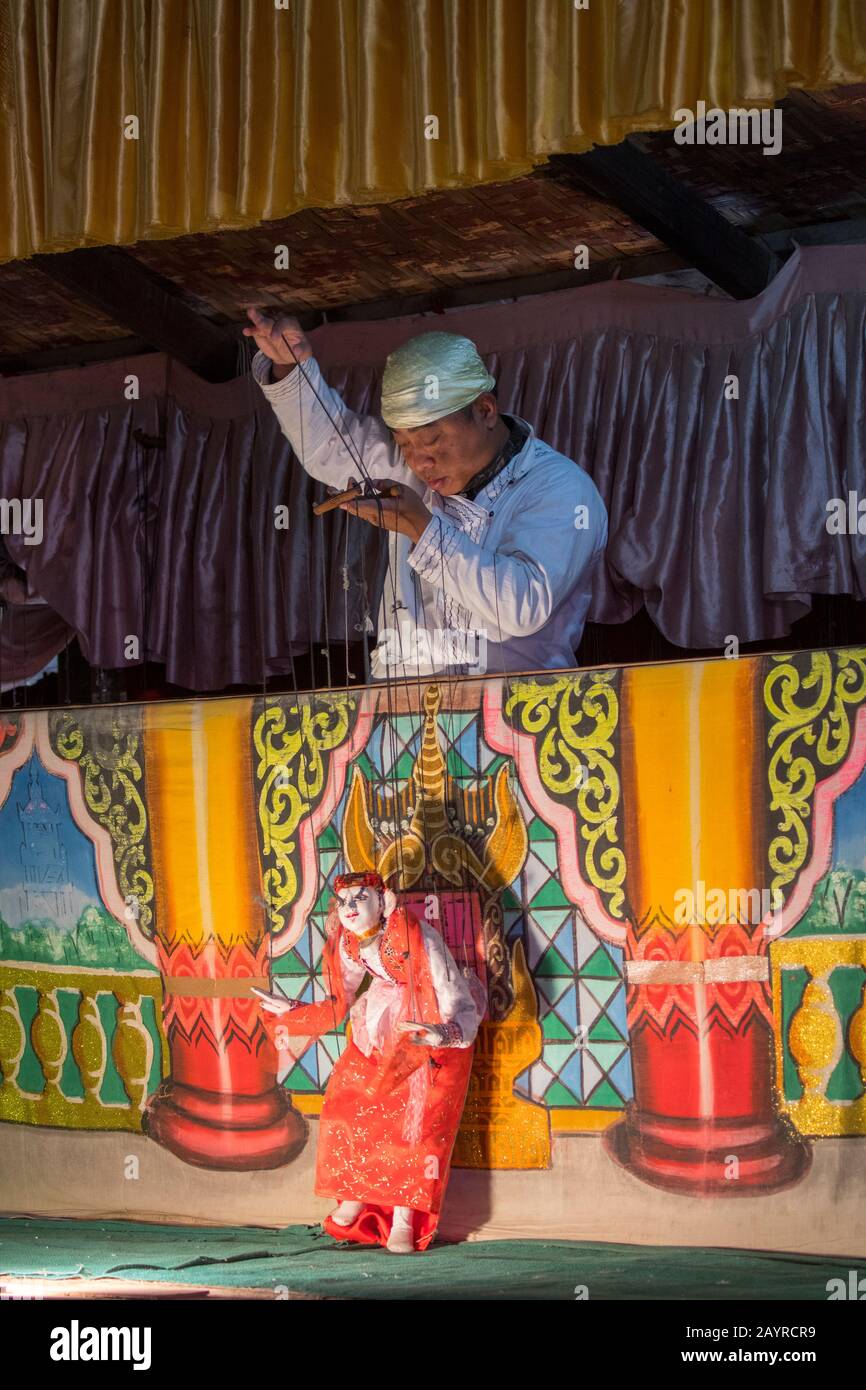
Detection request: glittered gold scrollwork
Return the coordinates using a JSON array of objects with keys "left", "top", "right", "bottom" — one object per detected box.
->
[
  {"left": 48, "top": 710, "right": 154, "bottom": 936},
  {"left": 254, "top": 693, "right": 357, "bottom": 933},
  {"left": 765, "top": 649, "right": 866, "bottom": 903},
  {"left": 504, "top": 672, "right": 625, "bottom": 919}
]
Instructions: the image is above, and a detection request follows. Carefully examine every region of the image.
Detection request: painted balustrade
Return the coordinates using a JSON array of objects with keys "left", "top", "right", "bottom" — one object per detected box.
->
[
  {"left": 0, "top": 964, "right": 167, "bottom": 1130},
  {"left": 771, "top": 937, "right": 866, "bottom": 1134}
]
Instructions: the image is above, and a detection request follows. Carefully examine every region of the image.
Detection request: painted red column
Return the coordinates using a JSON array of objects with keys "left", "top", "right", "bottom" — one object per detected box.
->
[{"left": 605, "top": 660, "right": 808, "bottom": 1194}]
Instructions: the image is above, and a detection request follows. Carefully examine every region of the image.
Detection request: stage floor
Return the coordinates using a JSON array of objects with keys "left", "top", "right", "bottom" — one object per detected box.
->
[
  {"left": 0, "top": 1217, "right": 859, "bottom": 1301},
  {"left": 2, "top": 1125, "right": 865, "bottom": 1258}
]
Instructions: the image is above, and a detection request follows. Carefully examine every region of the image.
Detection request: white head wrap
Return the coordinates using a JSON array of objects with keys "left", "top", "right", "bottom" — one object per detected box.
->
[{"left": 380, "top": 331, "right": 496, "bottom": 429}]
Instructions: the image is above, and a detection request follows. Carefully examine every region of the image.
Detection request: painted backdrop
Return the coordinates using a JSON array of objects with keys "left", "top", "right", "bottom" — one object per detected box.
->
[{"left": 1, "top": 648, "right": 865, "bottom": 1200}]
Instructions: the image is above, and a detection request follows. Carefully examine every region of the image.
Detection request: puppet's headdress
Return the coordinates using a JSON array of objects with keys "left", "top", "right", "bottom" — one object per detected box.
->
[
  {"left": 333, "top": 871, "right": 385, "bottom": 894},
  {"left": 380, "top": 332, "right": 496, "bottom": 430}
]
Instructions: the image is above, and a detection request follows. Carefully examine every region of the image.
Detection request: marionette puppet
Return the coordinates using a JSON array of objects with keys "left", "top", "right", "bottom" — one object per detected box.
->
[{"left": 256, "top": 872, "right": 485, "bottom": 1254}]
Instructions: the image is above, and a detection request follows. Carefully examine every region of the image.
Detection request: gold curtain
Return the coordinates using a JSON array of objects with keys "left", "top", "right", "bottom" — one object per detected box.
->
[{"left": 1, "top": 0, "right": 864, "bottom": 264}]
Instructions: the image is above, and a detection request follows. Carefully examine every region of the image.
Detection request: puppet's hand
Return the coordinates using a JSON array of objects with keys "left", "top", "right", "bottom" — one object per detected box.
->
[
  {"left": 255, "top": 989, "right": 301, "bottom": 1017},
  {"left": 338, "top": 481, "right": 431, "bottom": 544},
  {"left": 398, "top": 1020, "right": 449, "bottom": 1047}
]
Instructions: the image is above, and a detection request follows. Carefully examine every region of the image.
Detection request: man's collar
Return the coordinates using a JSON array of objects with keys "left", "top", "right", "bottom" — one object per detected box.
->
[{"left": 459, "top": 414, "right": 531, "bottom": 502}]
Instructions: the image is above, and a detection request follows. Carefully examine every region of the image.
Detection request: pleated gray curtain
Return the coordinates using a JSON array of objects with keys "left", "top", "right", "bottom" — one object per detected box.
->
[
  {"left": 0, "top": 245, "right": 864, "bottom": 690},
  {"left": 0, "top": 358, "right": 387, "bottom": 690}
]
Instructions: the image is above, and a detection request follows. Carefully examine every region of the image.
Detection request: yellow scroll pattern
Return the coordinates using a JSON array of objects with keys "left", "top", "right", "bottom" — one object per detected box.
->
[
  {"left": 764, "top": 650, "right": 866, "bottom": 904},
  {"left": 504, "top": 671, "right": 625, "bottom": 919},
  {"left": 49, "top": 709, "right": 154, "bottom": 937},
  {"left": 253, "top": 694, "right": 357, "bottom": 933}
]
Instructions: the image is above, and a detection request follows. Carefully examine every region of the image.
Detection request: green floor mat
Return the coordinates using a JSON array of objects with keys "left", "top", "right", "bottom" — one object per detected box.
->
[{"left": 0, "top": 1217, "right": 858, "bottom": 1300}]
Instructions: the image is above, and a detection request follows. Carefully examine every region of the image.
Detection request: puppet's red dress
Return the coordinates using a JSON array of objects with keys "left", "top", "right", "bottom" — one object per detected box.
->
[{"left": 264, "top": 907, "right": 484, "bottom": 1251}]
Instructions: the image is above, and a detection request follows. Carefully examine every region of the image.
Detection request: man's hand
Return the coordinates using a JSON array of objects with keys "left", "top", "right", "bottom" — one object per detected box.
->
[
  {"left": 339, "top": 480, "right": 432, "bottom": 545},
  {"left": 243, "top": 308, "right": 313, "bottom": 378}
]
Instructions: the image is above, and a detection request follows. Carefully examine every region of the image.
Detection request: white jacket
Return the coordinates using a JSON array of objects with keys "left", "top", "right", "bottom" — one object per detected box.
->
[{"left": 253, "top": 352, "right": 608, "bottom": 679}]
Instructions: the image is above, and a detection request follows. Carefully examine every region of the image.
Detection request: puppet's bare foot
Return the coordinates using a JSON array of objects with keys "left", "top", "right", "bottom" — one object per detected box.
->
[
  {"left": 330, "top": 1199, "right": 364, "bottom": 1227},
  {"left": 385, "top": 1206, "right": 417, "bottom": 1254}
]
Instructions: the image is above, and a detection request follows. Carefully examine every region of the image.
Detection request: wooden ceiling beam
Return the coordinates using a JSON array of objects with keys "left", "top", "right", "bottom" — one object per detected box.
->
[
  {"left": 0, "top": 335, "right": 152, "bottom": 377},
  {"left": 296, "top": 249, "right": 688, "bottom": 327},
  {"left": 552, "top": 141, "right": 781, "bottom": 299},
  {"left": 758, "top": 217, "right": 866, "bottom": 251},
  {"left": 2, "top": 251, "right": 688, "bottom": 376},
  {"left": 30, "top": 247, "right": 239, "bottom": 382}
]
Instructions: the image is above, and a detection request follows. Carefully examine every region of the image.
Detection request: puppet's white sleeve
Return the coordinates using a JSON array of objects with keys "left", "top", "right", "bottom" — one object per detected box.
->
[
  {"left": 419, "top": 921, "right": 484, "bottom": 1048},
  {"left": 252, "top": 352, "right": 415, "bottom": 492},
  {"left": 406, "top": 459, "right": 607, "bottom": 639}
]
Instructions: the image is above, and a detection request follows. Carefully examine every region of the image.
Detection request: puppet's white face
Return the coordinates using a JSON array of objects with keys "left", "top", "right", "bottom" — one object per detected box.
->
[{"left": 336, "top": 886, "right": 383, "bottom": 935}]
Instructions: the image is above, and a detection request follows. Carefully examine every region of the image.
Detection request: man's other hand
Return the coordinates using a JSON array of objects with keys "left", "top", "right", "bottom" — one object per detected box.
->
[
  {"left": 338, "top": 481, "right": 432, "bottom": 544},
  {"left": 243, "top": 308, "right": 313, "bottom": 374}
]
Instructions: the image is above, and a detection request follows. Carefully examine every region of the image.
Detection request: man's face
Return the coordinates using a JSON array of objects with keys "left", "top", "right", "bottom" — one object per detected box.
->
[{"left": 391, "top": 394, "right": 500, "bottom": 496}]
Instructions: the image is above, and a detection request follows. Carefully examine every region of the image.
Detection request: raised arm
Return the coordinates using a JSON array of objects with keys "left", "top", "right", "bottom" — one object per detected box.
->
[{"left": 244, "top": 308, "right": 412, "bottom": 491}]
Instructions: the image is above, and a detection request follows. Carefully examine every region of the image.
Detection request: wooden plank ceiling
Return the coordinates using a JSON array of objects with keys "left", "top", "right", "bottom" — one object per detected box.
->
[{"left": 0, "top": 84, "right": 863, "bottom": 381}]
